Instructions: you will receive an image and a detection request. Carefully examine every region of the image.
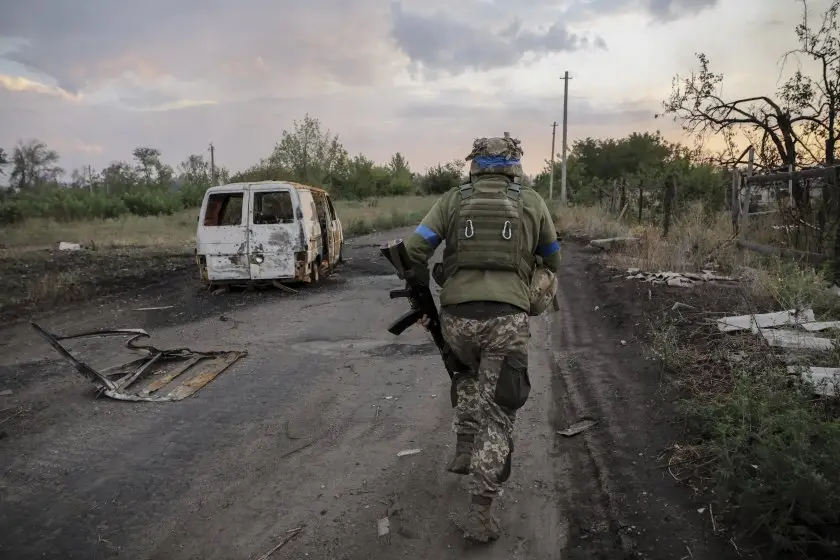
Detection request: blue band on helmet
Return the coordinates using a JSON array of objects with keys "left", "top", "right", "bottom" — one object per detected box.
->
[
  {"left": 473, "top": 156, "right": 521, "bottom": 168},
  {"left": 537, "top": 240, "right": 560, "bottom": 256},
  {"left": 415, "top": 224, "right": 441, "bottom": 248}
]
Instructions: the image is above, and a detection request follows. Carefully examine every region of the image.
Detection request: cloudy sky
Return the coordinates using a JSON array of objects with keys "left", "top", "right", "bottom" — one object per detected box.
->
[{"left": 0, "top": 0, "right": 821, "bottom": 177}]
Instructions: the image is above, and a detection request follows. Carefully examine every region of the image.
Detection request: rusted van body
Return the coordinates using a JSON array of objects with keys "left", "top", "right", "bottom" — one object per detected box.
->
[{"left": 195, "top": 181, "right": 343, "bottom": 286}]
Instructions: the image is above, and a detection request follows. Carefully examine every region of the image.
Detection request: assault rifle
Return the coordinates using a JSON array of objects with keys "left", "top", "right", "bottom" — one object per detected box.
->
[{"left": 380, "top": 239, "right": 471, "bottom": 406}]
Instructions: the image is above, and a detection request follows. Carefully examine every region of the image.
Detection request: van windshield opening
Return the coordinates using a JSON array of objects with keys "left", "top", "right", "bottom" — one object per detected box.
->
[
  {"left": 253, "top": 191, "right": 294, "bottom": 224},
  {"left": 204, "top": 193, "right": 244, "bottom": 226}
]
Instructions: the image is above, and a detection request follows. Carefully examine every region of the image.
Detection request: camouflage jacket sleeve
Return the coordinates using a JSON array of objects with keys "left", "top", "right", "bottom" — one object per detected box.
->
[
  {"left": 534, "top": 196, "right": 561, "bottom": 272},
  {"left": 404, "top": 189, "right": 454, "bottom": 284}
]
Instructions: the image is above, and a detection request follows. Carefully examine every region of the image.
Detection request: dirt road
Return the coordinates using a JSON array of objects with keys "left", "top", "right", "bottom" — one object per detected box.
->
[{"left": 0, "top": 228, "right": 740, "bottom": 559}]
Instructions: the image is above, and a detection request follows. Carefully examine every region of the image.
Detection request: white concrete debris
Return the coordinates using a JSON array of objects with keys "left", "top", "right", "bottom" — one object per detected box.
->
[
  {"left": 786, "top": 366, "right": 840, "bottom": 397},
  {"left": 57, "top": 241, "right": 83, "bottom": 251},
  {"left": 716, "top": 309, "right": 816, "bottom": 333},
  {"left": 718, "top": 308, "right": 840, "bottom": 396}
]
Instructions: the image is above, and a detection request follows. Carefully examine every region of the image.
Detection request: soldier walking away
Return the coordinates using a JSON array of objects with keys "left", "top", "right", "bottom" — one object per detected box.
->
[{"left": 404, "top": 133, "right": 561, "bottom": 543}]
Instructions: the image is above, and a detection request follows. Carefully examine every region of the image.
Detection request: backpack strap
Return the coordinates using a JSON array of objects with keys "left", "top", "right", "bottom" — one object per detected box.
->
[{"left": 458, "top": 182, "right": 474, "bottom": 199}]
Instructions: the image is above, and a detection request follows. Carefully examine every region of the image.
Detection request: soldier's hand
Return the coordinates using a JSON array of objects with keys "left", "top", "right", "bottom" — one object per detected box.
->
[{"left": 417, "top": 314, "right": 431, "bottom": 330}]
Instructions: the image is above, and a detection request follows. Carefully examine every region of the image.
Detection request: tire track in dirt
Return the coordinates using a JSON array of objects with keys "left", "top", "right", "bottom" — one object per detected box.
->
[{"left": 550, "top": 247, "right": 740, "bottom": 560}]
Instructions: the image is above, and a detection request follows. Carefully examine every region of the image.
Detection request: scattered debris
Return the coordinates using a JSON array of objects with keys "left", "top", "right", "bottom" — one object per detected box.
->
[
  {"left": 760, "top": 329, "right": 833, "bottom": 351},
  {"left": 626, "top": 269, "right": 736, "bottom": 288},
  {"left": 557, "top": 417, "right": 599, "bottom": 437},
  {"left": 717, "top": 309, "right": 816, "bottom": 332},
  {"left": 30, "top": 320, "right": 246, "bottom": 402},
  {"left": 671, "top": 302, "right": 696, "bottom": 312},
  {"left": 787, "top": 366, "right": 840, "bottom": 397},
  {"left": 57, "top": 241, "right": 83, "bottom": 251},
  {"left": 377, "top": 517, "right": 391, "bottom": 540},
  {"left": 255, "top": 526, "right": 305, "bottom": 560},
  {"left": 133, "top": 305, "right": 174, "bottom": 311},
  {"left": 0, "top": 389, "right": 12, "bottom": 397},
  {"left": 271, "top": 280, "right": 300, "bottom": 294},
  {"left": 717, "top": 308, "right": 840, "bottom": 396},
  {"left": 396, "top": 449, "right": 422, "bottom": 457}
]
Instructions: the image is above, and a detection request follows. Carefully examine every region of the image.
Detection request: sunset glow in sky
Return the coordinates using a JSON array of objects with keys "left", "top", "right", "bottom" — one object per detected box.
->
[{"left": 0, "top": 0, "right": 824, "bottom": 175}]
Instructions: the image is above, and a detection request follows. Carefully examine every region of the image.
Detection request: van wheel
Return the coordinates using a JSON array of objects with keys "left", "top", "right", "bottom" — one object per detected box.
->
[{"left": 309, "top": 262, "right": 320, "bottom": 284}]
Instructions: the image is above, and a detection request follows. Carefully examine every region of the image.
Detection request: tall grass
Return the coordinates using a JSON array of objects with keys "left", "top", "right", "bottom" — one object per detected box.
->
[{"left": 0, "top": 195, "right": 436, "bottom": 249}]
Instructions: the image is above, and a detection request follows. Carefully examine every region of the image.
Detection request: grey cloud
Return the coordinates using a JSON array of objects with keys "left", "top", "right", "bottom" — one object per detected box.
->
[
  {"left": 390, "top": 2, "right": 605, "bottom": 75},
  {"left": 558, "top": 0, "right": 719, "bottom": 22},
  {"left": 0, "top": 0, "right": 400, "bottom": 98},
  {"left": 397, "top": 90, "right": 656, "bottom": 128}
]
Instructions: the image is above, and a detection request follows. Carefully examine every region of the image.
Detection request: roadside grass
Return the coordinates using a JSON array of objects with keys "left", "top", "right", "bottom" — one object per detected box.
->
[
  {"left": 562, "top": 200, "right": 840, "bottom": 557},
  {"left": 646, "top": 248, "right": 840, "bottom": 558},
  {"left": 0, "top": 195, "right": 436, "bottom": 250},
  {"left": 0, "top": 195, "right": 436, "bottom": 318}
]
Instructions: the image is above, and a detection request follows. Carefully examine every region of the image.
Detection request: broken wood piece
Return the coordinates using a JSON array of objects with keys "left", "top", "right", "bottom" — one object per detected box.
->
[
  {"left": 760, "top": 329, "right": 833, "bottom": 351},
  {"left": 588, "top": 237, "right": 640, "bottom": 250},
  {"left": 271, "top": 280, "right": 299, "bottom": 294},
  {"left": 557, "top": 417, "right": 598, "bottom": 437},
  {"left": 396, "top": 449, "right": 422, "bottom": 457},
  {"left": 255, "top": 526, "right": 305, "bottom": 560},
  {"left": 735, "top": 239, "right": 828, "bottom": 266},
  {"left": 716, "top": 309, "right": 816, "bottom": 332}
]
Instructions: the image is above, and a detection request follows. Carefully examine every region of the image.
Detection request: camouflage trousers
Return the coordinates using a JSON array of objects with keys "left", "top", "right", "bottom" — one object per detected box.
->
[{"left": 440, "top": 310, "right": 531, "bottom": 499}]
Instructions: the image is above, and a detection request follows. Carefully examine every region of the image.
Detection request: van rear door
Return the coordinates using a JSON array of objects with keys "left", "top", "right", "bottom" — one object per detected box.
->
[
  {"left": 247, "top": 184, "right": 301, "bottom": 280},
  {"left": 197, "top": 189, "right": 250, "bottom": 281}
]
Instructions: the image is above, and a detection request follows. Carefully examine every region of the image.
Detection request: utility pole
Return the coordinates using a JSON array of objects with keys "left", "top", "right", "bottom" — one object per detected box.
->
[
  {"left": 560, "top": 71, "right": 572, "bottom": 205},
  {"left": 209, "top": 143, "right": 216, "bottom": 186},
  {"left": 549, "top": 122, "right": 558, "bottom": 200}
]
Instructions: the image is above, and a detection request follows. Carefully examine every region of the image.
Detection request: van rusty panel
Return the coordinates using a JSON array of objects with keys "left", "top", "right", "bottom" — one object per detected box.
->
[
  {"left": 201, "top": 239, "right": 250, "bottom": 281},
  {"left": 249, "top": 225, "right": 298, "bottom": 280}
]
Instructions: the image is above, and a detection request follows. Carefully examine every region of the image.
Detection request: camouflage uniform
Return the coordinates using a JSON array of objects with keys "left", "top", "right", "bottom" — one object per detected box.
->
[
  {"left": 403, "top": 133, "right": 561, "bottom": 543},
  {"left": 442, "top": 310, "right": 530, "bottom": 497}
]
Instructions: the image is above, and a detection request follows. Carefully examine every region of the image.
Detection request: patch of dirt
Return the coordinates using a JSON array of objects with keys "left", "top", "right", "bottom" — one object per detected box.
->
[{"left": 0, "top": 247, "right": 197, "bottom": 322}]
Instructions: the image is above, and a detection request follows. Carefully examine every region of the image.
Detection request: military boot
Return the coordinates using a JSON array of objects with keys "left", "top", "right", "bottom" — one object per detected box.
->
[
  {"left": 461, "top": 495, "right": 501, "bottom": 543},
  {"left": 446, "top": 434, "right": 474, "bottom": 475}
]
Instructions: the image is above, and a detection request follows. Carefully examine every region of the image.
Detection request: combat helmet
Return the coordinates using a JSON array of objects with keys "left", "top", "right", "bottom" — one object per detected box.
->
[{"left": 465, "top": 132, "right": 524, "bottom": 180}]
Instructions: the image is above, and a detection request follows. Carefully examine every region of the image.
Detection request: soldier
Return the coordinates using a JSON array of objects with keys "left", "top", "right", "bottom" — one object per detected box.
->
[{"left": 404, "top": 133, "right": 561, "bottom": 542}]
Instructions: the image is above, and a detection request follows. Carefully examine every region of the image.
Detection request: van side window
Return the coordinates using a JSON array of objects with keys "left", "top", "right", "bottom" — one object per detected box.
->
[
  {"left": 204, "top": 193, "right": 243, "bottom": 226},
  {"left": 253, "top": 191, "right": 294, "bottom": 224},
  {"left": 326, "top": 197, "right": 337, "bottom": 220}
]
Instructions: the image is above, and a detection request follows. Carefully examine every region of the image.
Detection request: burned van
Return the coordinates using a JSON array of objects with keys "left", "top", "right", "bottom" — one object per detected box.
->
[{"left": 195, "top": 181, "right": 343, "bottom": 287}]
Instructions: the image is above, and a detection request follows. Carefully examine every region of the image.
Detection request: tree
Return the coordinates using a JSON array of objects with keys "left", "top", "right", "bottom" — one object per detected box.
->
[
  {"left": 10, "top": 139, "right": 62, "bottom": 190},
  {"left": 659, "top": 0, "right": 839, "bottom": 206},
  {"left": 389, "top": 152, "right": 410, "bottom": 175},
  {"left": 267, "top": 114, "right": 349, "bottom": 184},
  {"left": 0, "top": 148, "right": 8, "bottom": 175},
  {"left": 178, "top": 154, "right": 212, "bottom": 188}
]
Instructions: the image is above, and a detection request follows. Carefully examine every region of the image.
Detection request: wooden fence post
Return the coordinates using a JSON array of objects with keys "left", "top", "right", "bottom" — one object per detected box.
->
[
  {"left": 638, "top": 181, "right": 644, "bottom": 222},
  {"left": 731, "top": 168, "right": 741, "bottom": 236},
  {"left": 663, "top": 175, "right": 675, "bottom": 237}
]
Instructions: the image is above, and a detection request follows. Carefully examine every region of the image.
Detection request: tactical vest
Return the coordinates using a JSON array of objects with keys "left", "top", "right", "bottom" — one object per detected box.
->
[{"left": 441, "top": 175, "right": 534, "bottom": 283}]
